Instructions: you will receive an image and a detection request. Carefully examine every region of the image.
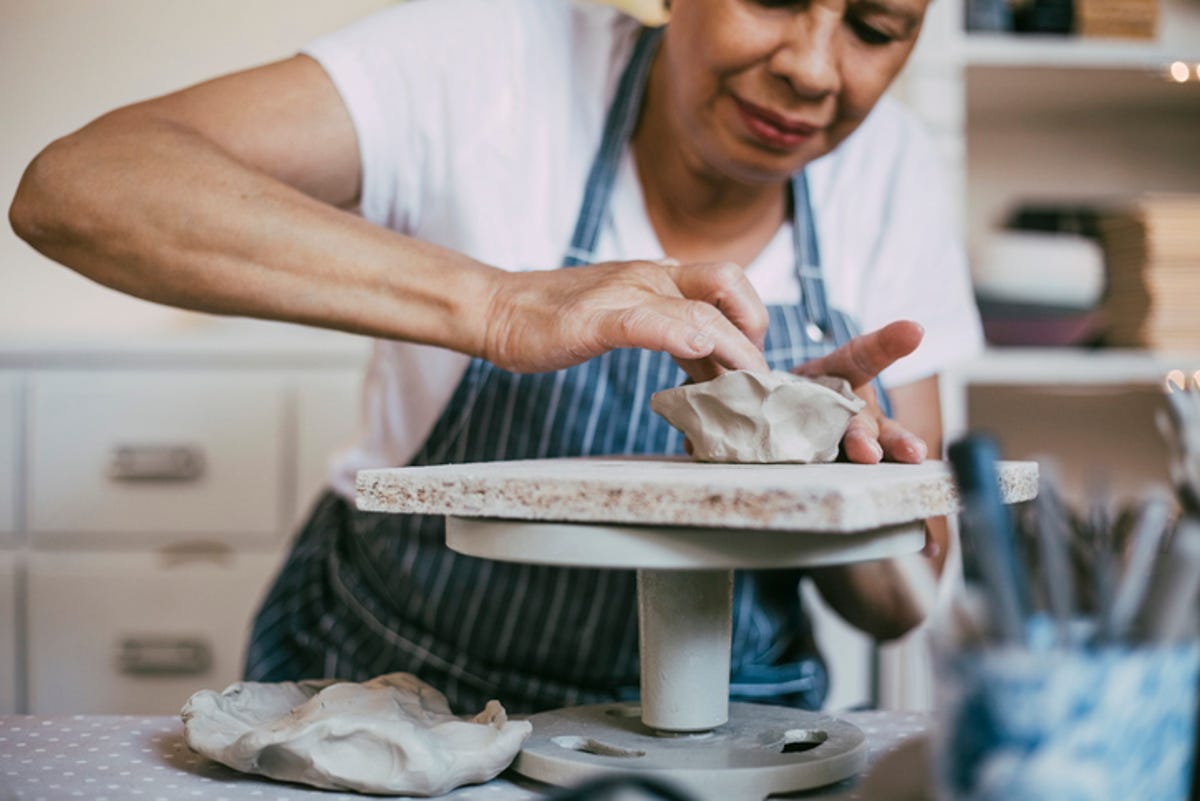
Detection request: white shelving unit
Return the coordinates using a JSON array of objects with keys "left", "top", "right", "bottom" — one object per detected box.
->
[
  {"left": 963, "top": 32, "right": 1198, "bottom": 67},
  {"left": 945, "top": 348, "right": 1200, "bottom": 385},
  {"left": 892, "top": 0, "right": 1200, "bottom": 243},
  {"left": 883, "top": 3, "right": 1200, "bottom": 711},
  {"left": 964, "top": 16, "right": 1200, "bottom": 247},
  {"left": 955, "top": 9, "right": 1199, "bottom": 496}
]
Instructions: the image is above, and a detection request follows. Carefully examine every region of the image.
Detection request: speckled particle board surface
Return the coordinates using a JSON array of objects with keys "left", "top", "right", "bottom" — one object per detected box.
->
[{"left": 357, "top": 457, "right": 1038, "bottom": 532}]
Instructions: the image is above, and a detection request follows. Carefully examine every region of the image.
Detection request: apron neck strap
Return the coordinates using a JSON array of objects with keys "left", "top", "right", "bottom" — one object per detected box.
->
[
  {"left": 791, "top": 172, "right": 831, "bottom": 342},
  {"left": 563, "top": 26, "right": 663, "bottom": 267}
]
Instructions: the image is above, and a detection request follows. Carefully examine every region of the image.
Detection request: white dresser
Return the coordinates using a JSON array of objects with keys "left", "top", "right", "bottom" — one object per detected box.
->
[
  {"left": 0, "top": 325, "right": 883, "bottom": 716},
  {"left": 0, "top": 325, "right": 370, "bottom": 714}
]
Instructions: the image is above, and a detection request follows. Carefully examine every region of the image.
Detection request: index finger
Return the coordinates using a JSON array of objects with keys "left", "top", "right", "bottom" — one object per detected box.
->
[
  {"left": 663, "top": 261, "right": 770, "bottom": 350},
  {"left": 792, "top": 320, "right": 924, "bottom": 388},
  {"left": 676, "top": 300, "right": 771, "bottom": 382}
]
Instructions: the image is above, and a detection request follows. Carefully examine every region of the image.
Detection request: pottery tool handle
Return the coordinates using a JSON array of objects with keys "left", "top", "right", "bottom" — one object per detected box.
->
[
  {"left": 1104, "top": 491, "right": 1173, "bottom": 643},
  {"left": 1162, "top": 388, "right": 1200, "bottom": 514},
  {"left": 1033, "top": 469, "right": 1075, "bottom": 645},
  {"left": 949, "top": 435, "right": 1029, "bottom": 644},
  {"left": 1133, "top": 518, "right": 1200, "bottom": 644}
]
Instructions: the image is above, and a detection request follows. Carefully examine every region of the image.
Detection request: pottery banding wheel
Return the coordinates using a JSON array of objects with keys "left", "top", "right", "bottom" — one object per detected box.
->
[{"left": 358, "top": 457, "right": 1038, "bottom": 799}]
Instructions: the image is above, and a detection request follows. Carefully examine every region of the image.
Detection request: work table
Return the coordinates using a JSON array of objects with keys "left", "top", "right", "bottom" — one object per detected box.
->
[{"left": 0, "top": 711, "right": 932, "bottom": 800}]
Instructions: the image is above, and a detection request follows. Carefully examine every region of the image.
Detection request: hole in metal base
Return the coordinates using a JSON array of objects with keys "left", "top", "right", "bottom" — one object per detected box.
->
[
  {"left": 781, "top": 728, "right": 828, "bottom": 754},
  {"left": 552, "top": 736, "right": 646, "bottom": 758}
]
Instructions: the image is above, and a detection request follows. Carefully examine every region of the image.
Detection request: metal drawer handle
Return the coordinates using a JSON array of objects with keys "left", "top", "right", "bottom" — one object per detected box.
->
[
  {"left": 107, "top": 444, "right": 206, "bottom": 483},
  {"left": 117, "top": 636, "right": 213, "bottom": 676}
]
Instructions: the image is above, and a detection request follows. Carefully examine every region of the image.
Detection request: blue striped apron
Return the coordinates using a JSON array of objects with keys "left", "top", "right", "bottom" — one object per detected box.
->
[{"left": 245, "top": 26, "right": 890, "bottom": 714}]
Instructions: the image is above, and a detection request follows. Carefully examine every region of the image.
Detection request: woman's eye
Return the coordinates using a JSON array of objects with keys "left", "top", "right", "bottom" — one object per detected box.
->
[{"left": 846, "top": 16, "right": 895, "bottom": 45}]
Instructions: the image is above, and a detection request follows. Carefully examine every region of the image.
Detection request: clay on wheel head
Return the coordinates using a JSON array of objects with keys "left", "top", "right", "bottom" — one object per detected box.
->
[{"left": 650, "top": 370, "right": 865, "bottom": 464}]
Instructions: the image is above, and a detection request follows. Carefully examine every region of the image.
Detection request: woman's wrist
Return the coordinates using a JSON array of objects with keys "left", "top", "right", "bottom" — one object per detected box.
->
[{"left": 371, "top": 237, "right": 505, "bottom": 359}]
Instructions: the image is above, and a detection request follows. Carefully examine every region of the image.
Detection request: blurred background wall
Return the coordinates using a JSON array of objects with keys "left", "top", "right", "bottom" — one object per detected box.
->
[{"left": 0, "top": 0, "right": 392, "bottom": 335}]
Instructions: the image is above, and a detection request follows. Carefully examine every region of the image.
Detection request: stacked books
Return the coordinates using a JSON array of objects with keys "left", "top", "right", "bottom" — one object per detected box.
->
[
  {"left": 1075, "top": 0, "right": 1158, "bottom": 38},
  {"left": 1100, "top": 194, "right": 1200, "bottom": 349}
]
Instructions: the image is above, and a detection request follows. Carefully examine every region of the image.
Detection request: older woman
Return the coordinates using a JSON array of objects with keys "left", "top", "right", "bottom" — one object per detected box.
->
[{"left": 10, "top": 0, "right": 982, "bottom": 712}]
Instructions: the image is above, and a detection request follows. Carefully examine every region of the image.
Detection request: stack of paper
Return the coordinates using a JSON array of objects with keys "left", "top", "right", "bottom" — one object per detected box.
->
[{"left": 1100, "top": 194, "right": 1200, "bottom": 349}]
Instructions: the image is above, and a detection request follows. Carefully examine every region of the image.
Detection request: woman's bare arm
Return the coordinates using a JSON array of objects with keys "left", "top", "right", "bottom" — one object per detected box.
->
[
  {"left": 809, "top": 374, "right": 948, "bottom": 640},
  {"left": 789, "top": 327, "right": 949, "bottom": 640},
  {"left": 9, "top": 56, "right": 494, "bottom": 350},
  {"left": 8, "top": 55, "right": 768, "bottom": 379}
]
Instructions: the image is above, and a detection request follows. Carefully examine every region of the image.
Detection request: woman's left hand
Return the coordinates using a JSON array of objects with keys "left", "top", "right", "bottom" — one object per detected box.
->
[
  {"left": 791, "top": 320, "right": 928, "bottom": 464},
  {"left": 797, "top": 320, "right": 951, "bottom": 640}
]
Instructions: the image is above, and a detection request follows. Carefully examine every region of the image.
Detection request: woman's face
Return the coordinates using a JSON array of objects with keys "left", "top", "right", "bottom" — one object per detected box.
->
[{"left": 660, "top": 0, "right": 929, "bottom": 184}]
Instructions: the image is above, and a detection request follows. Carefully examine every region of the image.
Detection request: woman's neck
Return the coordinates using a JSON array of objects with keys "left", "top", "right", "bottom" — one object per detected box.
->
[{"left": 631, "top": 47, "right": 788, "bottom": 267}]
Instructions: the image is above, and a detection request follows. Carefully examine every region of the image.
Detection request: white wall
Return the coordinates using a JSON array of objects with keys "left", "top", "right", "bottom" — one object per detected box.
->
[{"left": 0, "top": 0, "right": 392, "bottom": 336}]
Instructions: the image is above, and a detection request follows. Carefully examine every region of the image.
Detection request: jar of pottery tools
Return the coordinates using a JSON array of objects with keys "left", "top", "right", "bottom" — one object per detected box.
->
[{"left": 933, "top": 425, "right": 1200, "bottom": 801}]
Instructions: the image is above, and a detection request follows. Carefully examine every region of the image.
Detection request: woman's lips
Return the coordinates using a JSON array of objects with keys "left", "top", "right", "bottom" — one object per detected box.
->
[{"left": 734, "top": 98, "right": 820, "bottom": 150}]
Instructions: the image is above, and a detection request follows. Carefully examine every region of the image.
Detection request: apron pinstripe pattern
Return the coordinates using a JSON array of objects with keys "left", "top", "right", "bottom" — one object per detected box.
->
[{"left": 246, "top": 26, "right": 891, "bottom": 713}]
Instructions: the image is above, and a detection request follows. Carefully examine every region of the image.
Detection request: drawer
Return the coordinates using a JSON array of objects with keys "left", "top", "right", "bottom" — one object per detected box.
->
[
  {"left": 28, "top": 549, "right": 283, "bottom": 715},
  {"left": 0, "top": 553, "right": 16, "bottom": 714},
  {"left": 29, "top": 370, "right": 286, "bottom": 546},
  {"left": 0, "top": 372, "right": 18, "bottom": 539},
  {"left": 293, "top": 369, "right": 362, "bottom": 528}
]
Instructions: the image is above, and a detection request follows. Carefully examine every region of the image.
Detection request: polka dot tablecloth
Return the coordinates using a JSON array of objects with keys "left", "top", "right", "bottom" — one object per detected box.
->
[{"left": 0, "top": 712, "right": 933, "bottom": 800}]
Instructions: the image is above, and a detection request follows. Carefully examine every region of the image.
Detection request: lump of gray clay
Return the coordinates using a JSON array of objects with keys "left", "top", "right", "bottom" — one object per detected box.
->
[
  {"left": 650, "top": 370, "right": 865, "bottom": 463},
  {"left": 181, "top": 672, "right": 532, "bottom": 796}
]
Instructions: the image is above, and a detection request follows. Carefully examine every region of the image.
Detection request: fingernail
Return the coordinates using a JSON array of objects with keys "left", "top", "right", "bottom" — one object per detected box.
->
[
  {"left": 869, "top": 441, "right": 884, "bottom": 461},
  {"left": 689, "top": 331, "right": 712, "bottom": 351}
]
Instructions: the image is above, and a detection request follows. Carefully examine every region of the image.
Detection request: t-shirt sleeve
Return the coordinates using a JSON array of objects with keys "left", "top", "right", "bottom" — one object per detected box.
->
[
  {"left": 853, "top": 109, "right": 985, "bottom": 389},
  {"left": 300, "top": 0, "right": 541, "bottom": 234}
]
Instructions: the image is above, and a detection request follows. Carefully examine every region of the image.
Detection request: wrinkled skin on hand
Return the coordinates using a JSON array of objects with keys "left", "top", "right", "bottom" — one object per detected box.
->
[
  {"left": 792, "top": 319, "right": 928, "bottom": 465},
  {"left": 485, "top": 261, "right": 927, "bottom": 467},
  {"left": 482, "top": 258, "right": 770, "bottom": 383}
]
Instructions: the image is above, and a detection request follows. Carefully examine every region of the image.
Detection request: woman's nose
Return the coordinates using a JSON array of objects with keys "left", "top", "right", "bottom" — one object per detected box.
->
[{"left": 768, "top": 12, "right": 841, "bottom": 100}]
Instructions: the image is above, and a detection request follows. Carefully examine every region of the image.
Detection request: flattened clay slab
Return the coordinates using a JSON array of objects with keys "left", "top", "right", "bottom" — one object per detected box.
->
[
  {"left": 650, "top": 370, "right": 865, "bottom": 463},
  {"left": 181, "top": 672, "right": 532, "bottom": 796}
]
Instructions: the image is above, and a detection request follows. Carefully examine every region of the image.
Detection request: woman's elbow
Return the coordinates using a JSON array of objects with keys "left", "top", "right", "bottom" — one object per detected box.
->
[
  {"left": 9, "top": 137, "right": 74, "bottom": 253},
  {"left": 869, "top": 602, "right": 926, "bottom": 642}
]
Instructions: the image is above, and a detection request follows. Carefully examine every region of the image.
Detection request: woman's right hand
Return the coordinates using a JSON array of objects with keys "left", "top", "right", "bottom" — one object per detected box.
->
[{"left": 481, "top": 259, "right": 770, "bottom": 382}]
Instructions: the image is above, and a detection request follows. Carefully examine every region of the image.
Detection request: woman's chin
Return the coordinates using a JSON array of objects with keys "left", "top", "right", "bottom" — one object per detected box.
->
[{"left": 719, "top": 146, "right": 824, "bottom": 185}]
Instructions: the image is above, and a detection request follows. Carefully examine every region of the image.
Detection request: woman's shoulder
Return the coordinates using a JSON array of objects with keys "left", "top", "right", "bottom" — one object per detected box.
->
[
  {"left": 305, "top": 0, "right": 633, "bottom": 72},
  {"left": 303, "top": 0, "right": 639, "bottom": 148}
]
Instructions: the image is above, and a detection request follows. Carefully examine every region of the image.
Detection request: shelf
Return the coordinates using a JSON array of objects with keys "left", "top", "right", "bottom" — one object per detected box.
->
[
  {"left": 950, "top": 348, "right": 1200, "bottom": 385},
  {"left": 964, "top": 33, "right": 1197, "bottom": 69},
  {"left": 966, "top": 63, "right": 1200, "bottom": 119}
]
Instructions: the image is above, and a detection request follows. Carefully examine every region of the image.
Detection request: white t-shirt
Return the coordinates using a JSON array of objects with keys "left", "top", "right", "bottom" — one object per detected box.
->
[{"left": 303, "top": 0, "right": 985, "bottom": 499}]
